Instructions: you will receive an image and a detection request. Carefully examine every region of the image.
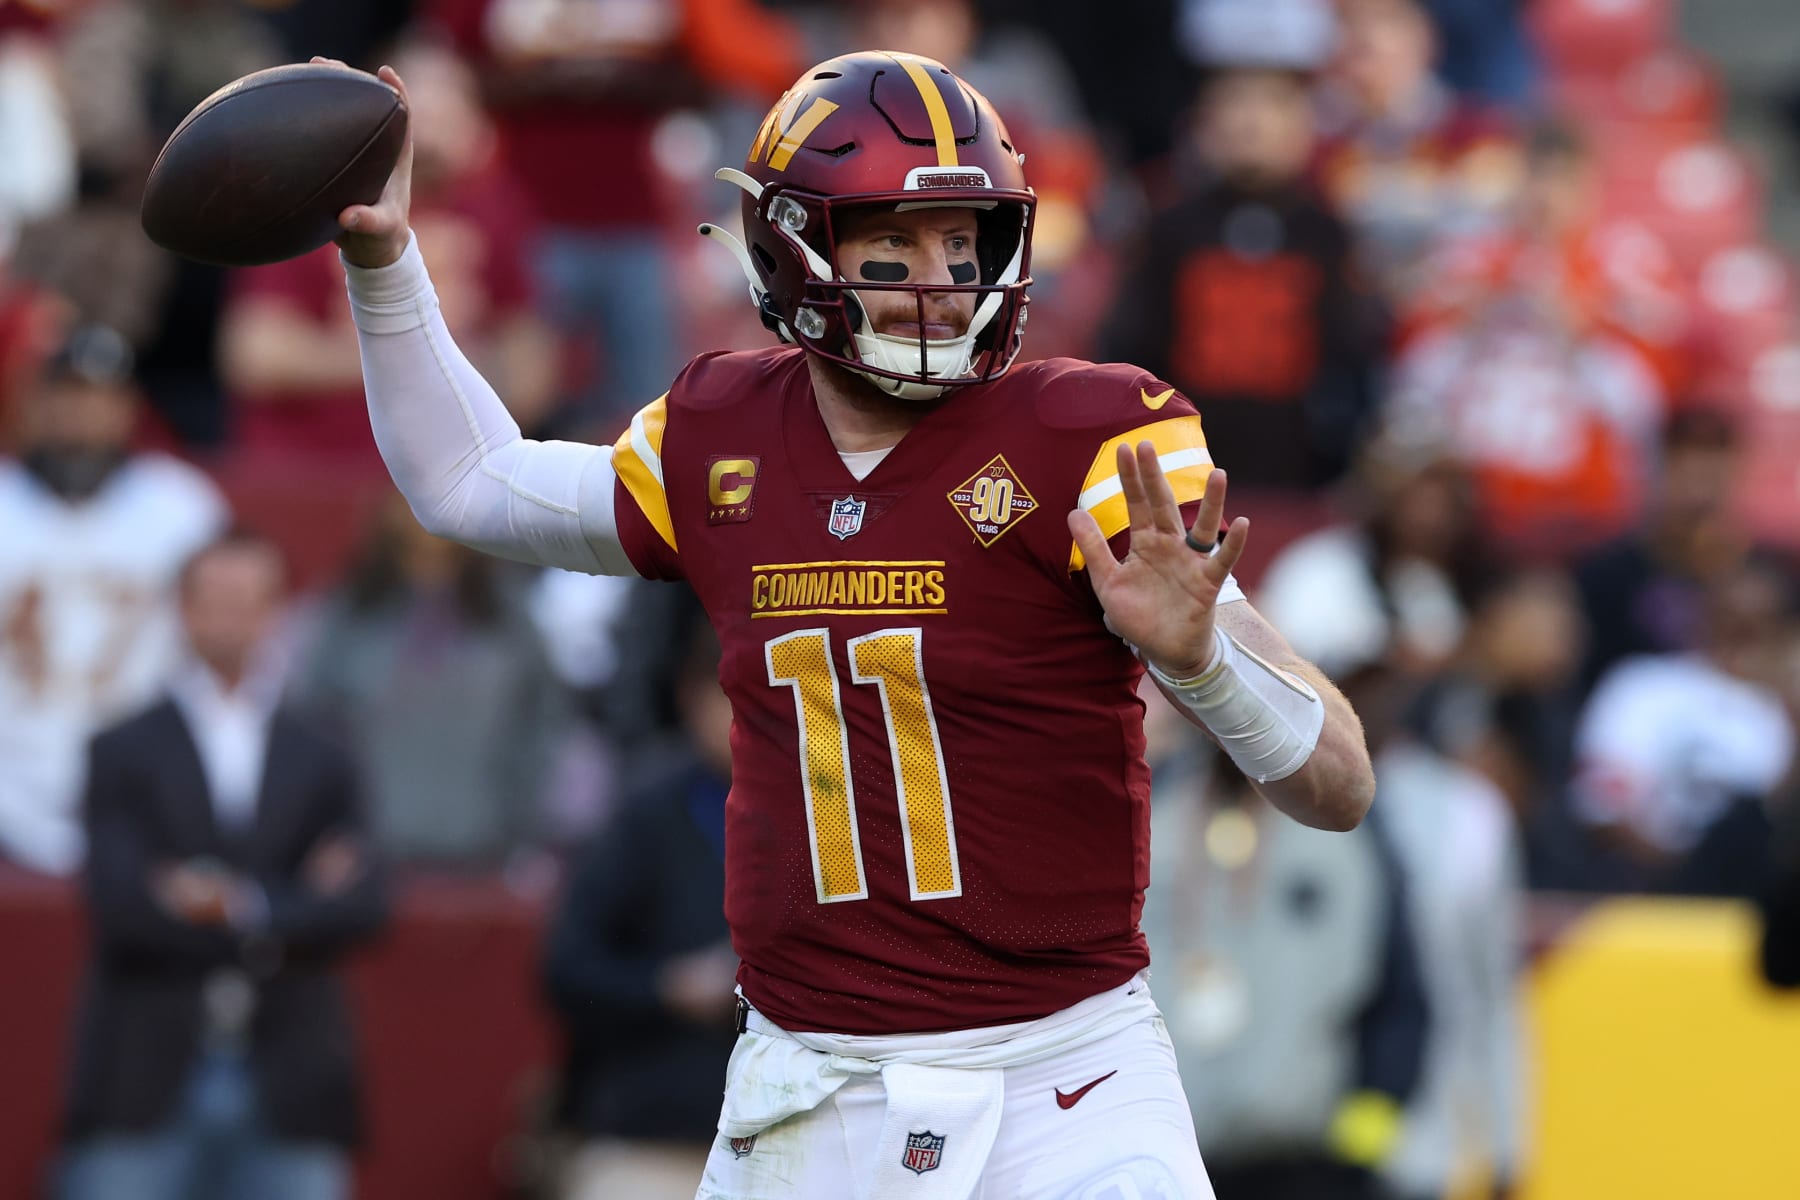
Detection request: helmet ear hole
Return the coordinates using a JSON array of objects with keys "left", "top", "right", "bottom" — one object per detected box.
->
[
  {"left": 750, "top": 242, "right": 778, "bottom": 281},
  {"left": 975, "top": 207, "right": 1021, "bottom": 286}
]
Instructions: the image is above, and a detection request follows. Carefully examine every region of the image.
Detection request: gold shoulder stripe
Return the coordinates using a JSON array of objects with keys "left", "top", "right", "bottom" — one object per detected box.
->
[
  {"left": 612, "top": 393, "right": 676, "bottom": 553},
  {"left": 897, "top": 56, "right": 959, "bottom": 168},
  {"left": 1069, "top": 415, "right": 1213, "bottom": 572}
]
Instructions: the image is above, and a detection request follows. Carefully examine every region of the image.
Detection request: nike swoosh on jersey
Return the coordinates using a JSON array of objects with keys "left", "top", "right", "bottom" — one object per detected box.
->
[
  {"left": 1140, "top": 387, "right": 1175, "bottom": 410},
  {"left": 1054, "top": 1070, "right": 1119, "bottom": 1109}
]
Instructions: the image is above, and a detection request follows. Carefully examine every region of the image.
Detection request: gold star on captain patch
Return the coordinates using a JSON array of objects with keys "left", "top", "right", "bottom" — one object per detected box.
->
[{"left": 948, "top": 455, "right": 1038, "bottom": 547}]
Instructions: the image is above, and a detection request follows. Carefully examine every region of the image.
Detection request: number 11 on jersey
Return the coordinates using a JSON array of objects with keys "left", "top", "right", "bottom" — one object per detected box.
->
[{"left": 765, "top": 627, "right": 962, "bottom": 905}]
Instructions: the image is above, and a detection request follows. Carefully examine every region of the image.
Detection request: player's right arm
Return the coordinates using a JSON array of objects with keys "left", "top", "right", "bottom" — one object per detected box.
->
[{"left": 330, "top": 62, "right": 644, "bottom": 578}]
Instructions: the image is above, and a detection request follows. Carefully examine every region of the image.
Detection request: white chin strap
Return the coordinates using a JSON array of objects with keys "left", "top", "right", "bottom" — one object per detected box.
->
[{"left": 851, "top": 330, "right": 975, "bottom": 401}]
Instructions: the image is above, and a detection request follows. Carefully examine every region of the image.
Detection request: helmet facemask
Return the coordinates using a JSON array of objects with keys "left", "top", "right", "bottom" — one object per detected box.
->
[{"left": 704, "top": 177, "right": 1036, "bottom": 402}]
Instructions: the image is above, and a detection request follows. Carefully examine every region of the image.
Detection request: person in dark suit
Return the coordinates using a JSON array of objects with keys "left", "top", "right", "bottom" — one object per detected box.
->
[
  {"left": 543, "top": 599, "right": 737, "bottom": 1200},
  {"left": 58, "top": 529, "right": 389, "bottom": 1200}
]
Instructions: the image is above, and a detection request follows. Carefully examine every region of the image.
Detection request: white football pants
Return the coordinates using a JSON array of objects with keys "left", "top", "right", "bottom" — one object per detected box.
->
[{"left": 695, "top": 1004, "right": 1216, "bottom": 1200}]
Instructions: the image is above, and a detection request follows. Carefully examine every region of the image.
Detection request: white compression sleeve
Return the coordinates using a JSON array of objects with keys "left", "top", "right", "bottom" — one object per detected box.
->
[
  {"left": 1148, "top": 628, "right": 1325, "bottom": 783},
  {"left": 343, "top": 234, "right": 637, "bottom": 576}
]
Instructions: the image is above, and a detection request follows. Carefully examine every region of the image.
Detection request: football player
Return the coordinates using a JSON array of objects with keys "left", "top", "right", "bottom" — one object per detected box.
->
[{"left": 331, "top": 51, "right": 1375, "bottom": 1200}]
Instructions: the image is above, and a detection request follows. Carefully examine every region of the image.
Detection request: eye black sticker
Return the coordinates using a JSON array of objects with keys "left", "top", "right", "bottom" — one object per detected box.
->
[
  {"left": 860, "top": 261, "right": 909, "bottom": 282},
  {"left": 949, "top": 262, "right": 978, "bottom": 285}
]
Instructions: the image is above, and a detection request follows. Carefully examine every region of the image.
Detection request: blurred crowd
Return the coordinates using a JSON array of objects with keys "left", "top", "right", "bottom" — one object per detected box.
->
[{"left": 4, "top": 0, "right": 1800, "bottom": 1198}]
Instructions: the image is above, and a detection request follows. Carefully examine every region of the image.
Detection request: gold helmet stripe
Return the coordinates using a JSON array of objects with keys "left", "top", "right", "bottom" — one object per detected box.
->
[{"left": 896, "top": 56, "right": 960, "bottom": 168}]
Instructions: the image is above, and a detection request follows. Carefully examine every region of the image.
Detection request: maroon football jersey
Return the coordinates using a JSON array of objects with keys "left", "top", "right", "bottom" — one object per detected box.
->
[{"left": 611, "top": 348, "right": 1215, "bottom": 1034}]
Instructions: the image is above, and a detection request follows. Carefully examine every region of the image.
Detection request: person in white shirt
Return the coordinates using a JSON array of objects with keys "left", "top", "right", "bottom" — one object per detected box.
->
[
  {"left": 0, "top": 324, "right": 227, "bottom": 874},
  {"left": 1573, "top": 559, "right": 1797, "bottom": 890}
]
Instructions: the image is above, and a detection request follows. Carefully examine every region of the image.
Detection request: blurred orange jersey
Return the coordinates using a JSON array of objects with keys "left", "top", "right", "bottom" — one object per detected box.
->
[
  {"left": 610, "top": 348, "right": 1215, "bottom": 1034},
  {"left": 1400, "top": 221, "right": 1691, "bottom": 391},
  {"left": 1388, "top": 223, "right": 1682, "bottom": 551}
]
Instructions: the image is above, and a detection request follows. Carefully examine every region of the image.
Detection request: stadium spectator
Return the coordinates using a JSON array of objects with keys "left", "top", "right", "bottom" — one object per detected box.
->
[
  {"left": 428, "top": 0, "right": 804, "bottom": 426},
  {"left": 290, "top": 491, "right": 568, "bottom": 870},
  {"left": 1143, "top": 741, "right": 1428, "bottom": 1200},
  {"left": 1571, "top": 405, "right": 1793, "bottom": 699},
  {"left": 1379, "top": 121, "right": 1682, "bottom": 556},
  {"left": 1259, "top": 448, "right": 1532, "bottom": 1194},
  {"left": 1313, "top": 0, "right": 1521, "bottom": 304},
  {"left": 1100, "top": 24, "right": 1382, "bottom": 489},
  {"left": 1569, "top": 559, "right": 1797, "bottom": 895},
  {"left": 542, "top": 604, "right": 736, "bottom": 1200},
  {"left": 1352, "top": 662, "right": 1529, "bottom": 1200},
  {"left": 0, "top": 324, "right": 227, "bottom": 876},
  {"left": 58, "top": 529, "right": 389, "bottom": 1200},
  {"left": 15, "top": 0, "right": 282, "bottom": 447},
  {"left": 1413, "top": 566, "right": 1586, "bottom": 849},
  {"left": 1255, "top": 441, "right": 1486, "bottom": 682},
  {"left": 219, "top": 33, "right": 556, "bottom": 470},
  {"left": 1397, "top": 122, "right": 1690, "bottom": 391}
]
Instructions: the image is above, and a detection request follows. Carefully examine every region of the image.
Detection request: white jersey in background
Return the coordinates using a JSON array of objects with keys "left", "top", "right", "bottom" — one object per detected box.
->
[{"left": 0, "top": 455, "right": 227, "bottom": 874}]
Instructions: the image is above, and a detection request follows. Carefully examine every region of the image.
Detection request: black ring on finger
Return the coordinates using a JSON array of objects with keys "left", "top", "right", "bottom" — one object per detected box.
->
[{"left": 1185, "top": 530, "right": 1216, "bottom": 554}]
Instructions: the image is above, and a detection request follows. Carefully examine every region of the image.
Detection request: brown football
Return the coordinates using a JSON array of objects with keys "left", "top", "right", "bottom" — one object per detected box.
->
[{"left": 140, "top": 62, "right": 407, "bottom": 267}]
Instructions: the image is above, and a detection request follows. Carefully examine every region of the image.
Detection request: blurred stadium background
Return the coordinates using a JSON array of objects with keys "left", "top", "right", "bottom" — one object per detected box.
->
[{"left": 4, "top": 0, "right": 1800, "bottom": 1197}]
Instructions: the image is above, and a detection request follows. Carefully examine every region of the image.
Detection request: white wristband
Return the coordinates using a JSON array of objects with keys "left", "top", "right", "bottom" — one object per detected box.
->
[
  {"left": 1148, "top": 628, "right": 1325, "bottom": 783},
  {"left": 342, "top": 231, "right": 434, "bottom": 334}
]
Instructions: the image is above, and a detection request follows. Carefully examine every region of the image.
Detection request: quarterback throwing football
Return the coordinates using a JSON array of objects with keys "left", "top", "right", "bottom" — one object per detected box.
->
[{"left": 333, "top": 51, "right": 1375, "bottom": 1200}]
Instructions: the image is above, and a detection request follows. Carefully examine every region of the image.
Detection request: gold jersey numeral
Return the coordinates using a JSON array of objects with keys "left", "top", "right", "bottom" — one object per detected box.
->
[{"left": 765, "top": 628, "right": 961, "bottom": 905}]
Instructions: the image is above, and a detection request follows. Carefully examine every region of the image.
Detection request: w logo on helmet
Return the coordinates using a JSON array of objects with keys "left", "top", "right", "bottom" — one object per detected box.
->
[{"left": 749, "top": 93, "right": 840, "bottom": 172}]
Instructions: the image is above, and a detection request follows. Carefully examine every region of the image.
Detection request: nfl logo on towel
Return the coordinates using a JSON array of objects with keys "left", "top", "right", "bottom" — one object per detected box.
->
[
  {"left": 902, "top": 1130, "right": 945, "bottom": 1175},
  {"left": 829, "top": 496, "right": 866, "bottom": 540},
  {"left": 727, "top": 1135, "right": 756, "bottom": 1159}
]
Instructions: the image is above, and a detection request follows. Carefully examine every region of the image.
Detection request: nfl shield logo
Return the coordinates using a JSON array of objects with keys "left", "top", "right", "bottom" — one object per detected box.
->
[
  {"left": 727, "top": 1134, "right": 756, "bottom": 1159},
  {"left": 901, "top": 1130, "right": 945, "bottom": 1175},
  {"left": 828, "top": 495, "right": 866, "bottom": 540}
]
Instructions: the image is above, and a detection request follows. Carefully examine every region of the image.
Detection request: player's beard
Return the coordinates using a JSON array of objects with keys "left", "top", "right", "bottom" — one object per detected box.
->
[{"left": 24, "top": 447, "right": 128, "bottom": 502}]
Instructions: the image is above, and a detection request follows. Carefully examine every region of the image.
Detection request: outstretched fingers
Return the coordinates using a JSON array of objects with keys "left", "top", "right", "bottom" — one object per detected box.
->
[
  {"left": 1118, "top": 441, "right": 1184, "bottom": 537},
  {"left": 1209, "top": 515, "right": 1251, "bottom": 581},
  {"left": 1185, "top": 469, "right": 1249, "bottom": 583},
  {"left": 1135, "top": 441, "right": 1187, "bottom": 535},
  {"left": 1188, "top": 468, "right": 1229, "bottom": 550}
]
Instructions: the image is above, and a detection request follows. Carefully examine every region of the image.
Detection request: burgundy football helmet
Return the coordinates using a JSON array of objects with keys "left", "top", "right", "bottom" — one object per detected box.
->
[{"left": 700, "top": 51, "right": 1036, "bottom": 401}]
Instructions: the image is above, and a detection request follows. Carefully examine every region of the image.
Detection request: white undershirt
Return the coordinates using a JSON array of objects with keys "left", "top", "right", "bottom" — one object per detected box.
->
[
  {"left": 167, "top": 659, "right": 280, "bottom": 832},
  {"left": 838, "top": 447, "right": 895, "bottom": 481}
]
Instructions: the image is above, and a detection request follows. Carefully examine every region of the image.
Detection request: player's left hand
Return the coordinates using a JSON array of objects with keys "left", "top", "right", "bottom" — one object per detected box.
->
[{"left": 1068, "top": 441, "right": 1249, "bottom": 679}]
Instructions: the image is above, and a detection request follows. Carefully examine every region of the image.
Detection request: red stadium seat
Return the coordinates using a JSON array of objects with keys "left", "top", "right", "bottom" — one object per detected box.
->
[
  {"left": 1551, "top": 51, "right": 1721, "bottom": 139},
  {"left": 1686, "top": 245, "right": 1799, "bottom": 387},
  {"left": 1597, "top": 136, "right": 1762, "bottom": 273},
  {"left": 1530, "top": 0, "right": 1674, "bottom": 73},
  {"left": 1738, "top": 409, "right": 1800, "bottom": 548}
]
